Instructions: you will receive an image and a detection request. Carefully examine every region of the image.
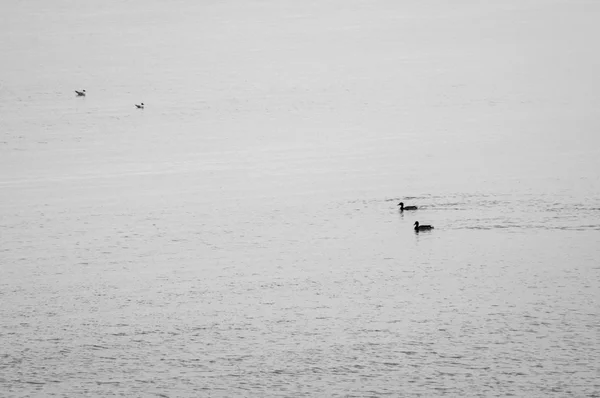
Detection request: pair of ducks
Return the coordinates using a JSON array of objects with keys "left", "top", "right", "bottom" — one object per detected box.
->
[
  {"left": 397, "top": 202, "right": 434, "bottom": 231},
  {"left": 75, "top": 90, "right": 144, "bottom": 109}
]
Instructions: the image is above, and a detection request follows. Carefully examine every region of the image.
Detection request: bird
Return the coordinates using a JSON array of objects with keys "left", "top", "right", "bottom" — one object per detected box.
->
[
  {"left": 75, "top": 90, "right": 86, "bottom": 96},
  {"left": 135, "top": 103, "right": 144, "bottom": 109},
  {"left": 414, "top": 221, "right": 433, "bottom": 231},
  {"left": 398, "top": 202, "right": 418, "bottom": 211}
]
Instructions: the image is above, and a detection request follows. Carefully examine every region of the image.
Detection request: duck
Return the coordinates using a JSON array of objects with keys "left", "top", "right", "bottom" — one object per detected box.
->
[
  {"left": 398, "top": 202, "right": 418, "bottom": 211},
  {"left": 135, "top": 103, "right": 144, "bottom": 109},
  {"left": 75, "top": 90, "right": 86, "bottom": 96},
  {"left": 414, "top": 221, "right": 433, "bottom": 231}
]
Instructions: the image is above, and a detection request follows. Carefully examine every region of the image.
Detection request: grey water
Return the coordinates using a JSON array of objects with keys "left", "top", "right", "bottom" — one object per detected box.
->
[{"left": 1, "top": 1, "right": 599, "bottom": 397}]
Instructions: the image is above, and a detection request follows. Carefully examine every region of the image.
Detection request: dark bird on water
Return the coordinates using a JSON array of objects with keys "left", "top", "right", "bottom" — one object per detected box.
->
[
  {"left": 135, "top": 103, "right": 144, "bottom": 109},
  {"left": 75, "top": 90, "right": 86, "bottom": 96},
  {"left": 414, "top": 221, "right": 433, "bottom": 231},
  {"left": 398, "top": 202, "right": 418, "bottom": 211}
]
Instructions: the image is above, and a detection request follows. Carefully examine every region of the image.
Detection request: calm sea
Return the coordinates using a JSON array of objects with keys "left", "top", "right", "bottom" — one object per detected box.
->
[{"left": 1, "top": 1, "right": 599, "bottom": 397}]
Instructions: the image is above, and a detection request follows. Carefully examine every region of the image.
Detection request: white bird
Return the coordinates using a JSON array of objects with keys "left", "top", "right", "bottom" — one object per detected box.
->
[
  {"left": 135, "top": 102, "right": 144, "bottom": 109},
  {"left": 75, "top": 90, "right": 86, "bottom": 96}
]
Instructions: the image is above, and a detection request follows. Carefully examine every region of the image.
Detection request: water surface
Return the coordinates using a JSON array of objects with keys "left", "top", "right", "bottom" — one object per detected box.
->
[{"left": 1, "top": 0, "right": 599, "bottom": 396}]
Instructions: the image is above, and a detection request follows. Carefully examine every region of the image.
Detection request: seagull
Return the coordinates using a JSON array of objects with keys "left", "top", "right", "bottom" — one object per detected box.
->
[
  {"left": 398, "top": 202, "right": 418, "bottom": 211},
  {"left": 135, "top": 103, "right": 144, "bottom": 109},
  {"left": 75, "top": 90, "right": 86, "bottom": 96},
  {"left": 414, "top": 221, "right": 434, "bottom": 231}
]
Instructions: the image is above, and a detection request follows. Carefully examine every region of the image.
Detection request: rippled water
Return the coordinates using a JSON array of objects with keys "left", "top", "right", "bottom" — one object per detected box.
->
[{"left": 1, "top": 0, "right": 600, "bottom": 397}]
